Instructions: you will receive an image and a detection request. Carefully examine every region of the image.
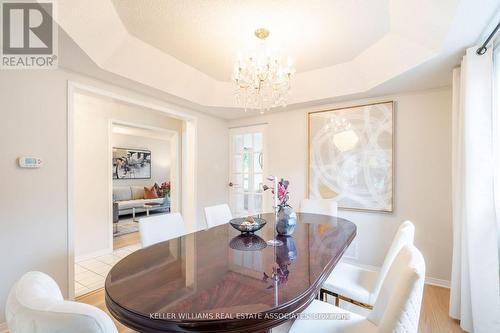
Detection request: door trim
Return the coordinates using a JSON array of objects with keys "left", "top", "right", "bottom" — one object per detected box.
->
[{"left": 67, "top": 81, "right": 197, "bottom": 300}]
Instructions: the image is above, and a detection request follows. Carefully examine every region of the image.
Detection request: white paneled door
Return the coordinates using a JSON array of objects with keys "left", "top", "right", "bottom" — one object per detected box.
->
[{"left": 229, "top": 125, "right": 266, "bottom": 217}]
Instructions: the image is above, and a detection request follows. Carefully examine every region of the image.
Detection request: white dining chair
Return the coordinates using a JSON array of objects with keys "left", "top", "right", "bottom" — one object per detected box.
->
[
  {"left": 204, "top": 204, "right": 232, "bottom": 229},
  {"left": 5, "top": 271, "right": 118, "bottom": 333},
  {"left": 287, "top": 244, "right": 426, "bottom": 333},
  {"left": 299, "top": 198, "right": 338, "bottom": 216},
  {"left": 139, "top": 212, "right": 186, "bottom": 247},
  {"left": 321, "top": 220, "right": 415, "bottom": 308}
]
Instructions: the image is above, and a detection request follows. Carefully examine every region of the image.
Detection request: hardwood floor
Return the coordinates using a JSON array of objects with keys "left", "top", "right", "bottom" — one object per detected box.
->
[
  {"left": 419, "top": 285, "right": 464, "bottom": 333},
  {"left": 77, "top": 289, "right": 135, "bottom": 333},
  {"left": 113, "top": 231, "right": 140, "bottom": 250},
  {"left": 77, "top": 284, "right": 464, "bottom": 333}
]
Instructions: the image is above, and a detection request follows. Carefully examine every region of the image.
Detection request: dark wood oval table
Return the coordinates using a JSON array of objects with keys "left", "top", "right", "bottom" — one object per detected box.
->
[{"left": 105, "top": 213, "right": 356, "bottom": 333}]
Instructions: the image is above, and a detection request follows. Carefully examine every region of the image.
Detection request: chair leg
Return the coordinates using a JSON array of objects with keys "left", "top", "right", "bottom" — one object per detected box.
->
[
  {"left": 335, "top": 293, "right": 373, "bottom": 310},
  {"left": 318, "top": 289, "right": 324, "bottom": 301},
  {"left": 322, "top": 290, "right": 373, "bottom": 309}
]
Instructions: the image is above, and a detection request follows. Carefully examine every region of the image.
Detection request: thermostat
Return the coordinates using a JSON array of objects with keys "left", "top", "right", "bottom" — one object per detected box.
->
[{"left": 18, "top": 157, "right": 42, "bottom": 168}]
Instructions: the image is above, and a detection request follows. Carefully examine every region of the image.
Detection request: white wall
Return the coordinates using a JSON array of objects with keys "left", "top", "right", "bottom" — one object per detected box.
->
[
  {"left": 229, "top": 88, "right": 453, "bottom": 282},
  {"left": 0, "top": 68, "right": 229, "bottom": 323},
  {"left": 74, "top": 94, "right": 183, "bottom": 258},
  {"left": 112, "top": 132, "right": 172, "bottom": 188},
  {"left": 0, "top": 70, "right": 70, "bottom": 326}
]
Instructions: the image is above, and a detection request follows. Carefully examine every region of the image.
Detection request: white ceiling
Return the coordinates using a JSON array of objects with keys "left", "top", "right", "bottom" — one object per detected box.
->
[
  {"left": 55, "top": 0, "right": 500, "bottom": 119},
  {"left": 111, "top": 0, "right": 391, "bottom": 81}
]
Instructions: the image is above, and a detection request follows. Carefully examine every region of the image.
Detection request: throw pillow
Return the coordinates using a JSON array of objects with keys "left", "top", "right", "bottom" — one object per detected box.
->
[
  {"left": 153, "top": 182, "right": 161, "bottom": 197},
  {"left": 131, "top": 186, "right": 145, "bottom": 200},
  {"left": 144, "top": 186, "right": 159, "bottom": 199}
]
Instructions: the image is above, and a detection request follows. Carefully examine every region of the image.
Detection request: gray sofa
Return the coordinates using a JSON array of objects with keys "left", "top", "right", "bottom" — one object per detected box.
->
[{"left": 113, "top": 185, "right": 167, "bottom": 216}]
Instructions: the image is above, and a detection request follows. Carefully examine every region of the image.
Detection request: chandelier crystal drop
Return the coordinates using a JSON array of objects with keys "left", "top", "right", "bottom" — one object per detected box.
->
[{"left": 232, "top": 28, "right": 295, "bottom": 114}]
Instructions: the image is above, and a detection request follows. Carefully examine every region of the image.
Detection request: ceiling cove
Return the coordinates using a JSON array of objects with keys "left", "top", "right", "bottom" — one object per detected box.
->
[{"left": 54, "top": 0, "right": 498, "bottom": 116}]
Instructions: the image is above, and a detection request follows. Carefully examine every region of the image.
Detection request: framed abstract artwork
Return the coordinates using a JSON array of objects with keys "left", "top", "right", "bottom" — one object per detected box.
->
[{"left": 308, "top": 101, "right": 394, "bottom": 212}]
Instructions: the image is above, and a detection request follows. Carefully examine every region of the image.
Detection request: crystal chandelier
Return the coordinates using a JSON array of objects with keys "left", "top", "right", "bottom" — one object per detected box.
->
[{"left": 232, "top": 28, "right": 295, "bottom": 114}]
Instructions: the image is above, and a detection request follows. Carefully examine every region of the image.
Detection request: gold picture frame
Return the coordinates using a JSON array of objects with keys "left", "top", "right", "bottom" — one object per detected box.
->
[{"left": 307, "top": 101, "right": 394, "bottom": 213}]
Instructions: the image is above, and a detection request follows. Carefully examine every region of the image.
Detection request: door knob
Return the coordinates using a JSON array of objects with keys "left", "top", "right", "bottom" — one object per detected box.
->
[{"left": 229, "top": 182, "right": 234, "bottom": 187}]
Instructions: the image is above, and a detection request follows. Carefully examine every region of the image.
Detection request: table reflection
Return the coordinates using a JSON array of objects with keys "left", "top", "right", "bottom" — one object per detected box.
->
[{"left": 229, "top": 234, "right": 267, "bottom": 251}]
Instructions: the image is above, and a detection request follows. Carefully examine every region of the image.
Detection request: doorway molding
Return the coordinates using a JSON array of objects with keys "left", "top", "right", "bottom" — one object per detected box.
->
[{"left": 67, "top": 81, "right": 197, "bottom": 299}]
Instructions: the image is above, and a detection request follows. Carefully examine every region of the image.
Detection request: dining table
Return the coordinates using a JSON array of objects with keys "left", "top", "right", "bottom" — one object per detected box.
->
[{"left": 105, "top": 212, "right": 357, "bottom": 333}]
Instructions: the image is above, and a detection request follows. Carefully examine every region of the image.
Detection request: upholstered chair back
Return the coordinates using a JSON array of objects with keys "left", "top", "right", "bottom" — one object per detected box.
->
[
  {"left": 368, "top": 245, "right": 426, "bottom": 333},
  {"left": 370, "top": 221, "right": 415, "bottom": 303},
  {"left": 6, "top": 271, "right": 118, "bottom": 333},
  {"left": 139, "top": 212, "right": 186, "bottom": 247},
  {"left": 204, "top": 204, "right": 233, "bottom": 229}
]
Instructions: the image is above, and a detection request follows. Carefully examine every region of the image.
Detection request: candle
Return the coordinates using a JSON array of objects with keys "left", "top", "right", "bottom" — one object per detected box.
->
[{"left": 274, "top": 176, "right": 278, "bottom": 212}]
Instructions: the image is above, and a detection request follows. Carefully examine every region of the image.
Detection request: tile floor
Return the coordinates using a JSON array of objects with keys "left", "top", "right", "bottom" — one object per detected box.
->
[{"left": 75, "top": 243, "right": 142, "bottom": 297}]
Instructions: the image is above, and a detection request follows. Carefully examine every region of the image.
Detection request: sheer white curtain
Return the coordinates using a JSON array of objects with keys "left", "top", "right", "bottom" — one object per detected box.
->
[
  {"left": 450, "top": 46, "right": 500, "bottom": 333},
  {"left": 495, "top": 46, "right": 500, "bottom": 274}
]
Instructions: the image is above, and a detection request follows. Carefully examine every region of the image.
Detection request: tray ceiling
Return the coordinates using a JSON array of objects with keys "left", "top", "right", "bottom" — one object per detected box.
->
[
  {"left": 111, "top": 0, "right": 391, "bottom": 81},
  {"left": 54, "top": 0, "right": 499, "bottom": 116}
]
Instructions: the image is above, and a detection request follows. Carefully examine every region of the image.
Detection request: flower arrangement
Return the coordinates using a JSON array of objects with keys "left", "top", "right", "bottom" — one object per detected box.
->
[
  {"left": 158, "top": 181, "right": 171, "bottom": 198},
  {"left": 263, "top": 177, "right": 290, "bottom": 209}
]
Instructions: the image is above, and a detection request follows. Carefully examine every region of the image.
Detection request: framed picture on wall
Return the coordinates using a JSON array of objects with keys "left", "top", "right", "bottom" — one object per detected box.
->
[
  {"left": 112, "top": 147, "right": 152, "bottom": 179},
  {"left": 308, "top": 101, "right": 394, "bottom": 212}
]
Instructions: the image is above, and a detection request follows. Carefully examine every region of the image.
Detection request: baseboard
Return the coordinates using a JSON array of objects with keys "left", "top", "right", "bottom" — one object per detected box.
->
[
  {"left": 425, "top": 276, "right": 450, "bottom": 288},
  {"left": 341, "top": 258, "right": 450, "bottom": 289},
  {"left": 75, "top": 247, "right": 113, "bottom": 262},
  {"left": 0, "top": 322, "right": 8, "bottom": 333}
]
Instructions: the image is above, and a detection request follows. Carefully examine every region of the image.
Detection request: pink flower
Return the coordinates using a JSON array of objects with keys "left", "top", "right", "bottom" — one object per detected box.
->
[
  {"left": 262, "top": 177, "right": 291, "bottom": 208},
  {"left": 277, "top": 183, "right": 287, "bottom": 201}
]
